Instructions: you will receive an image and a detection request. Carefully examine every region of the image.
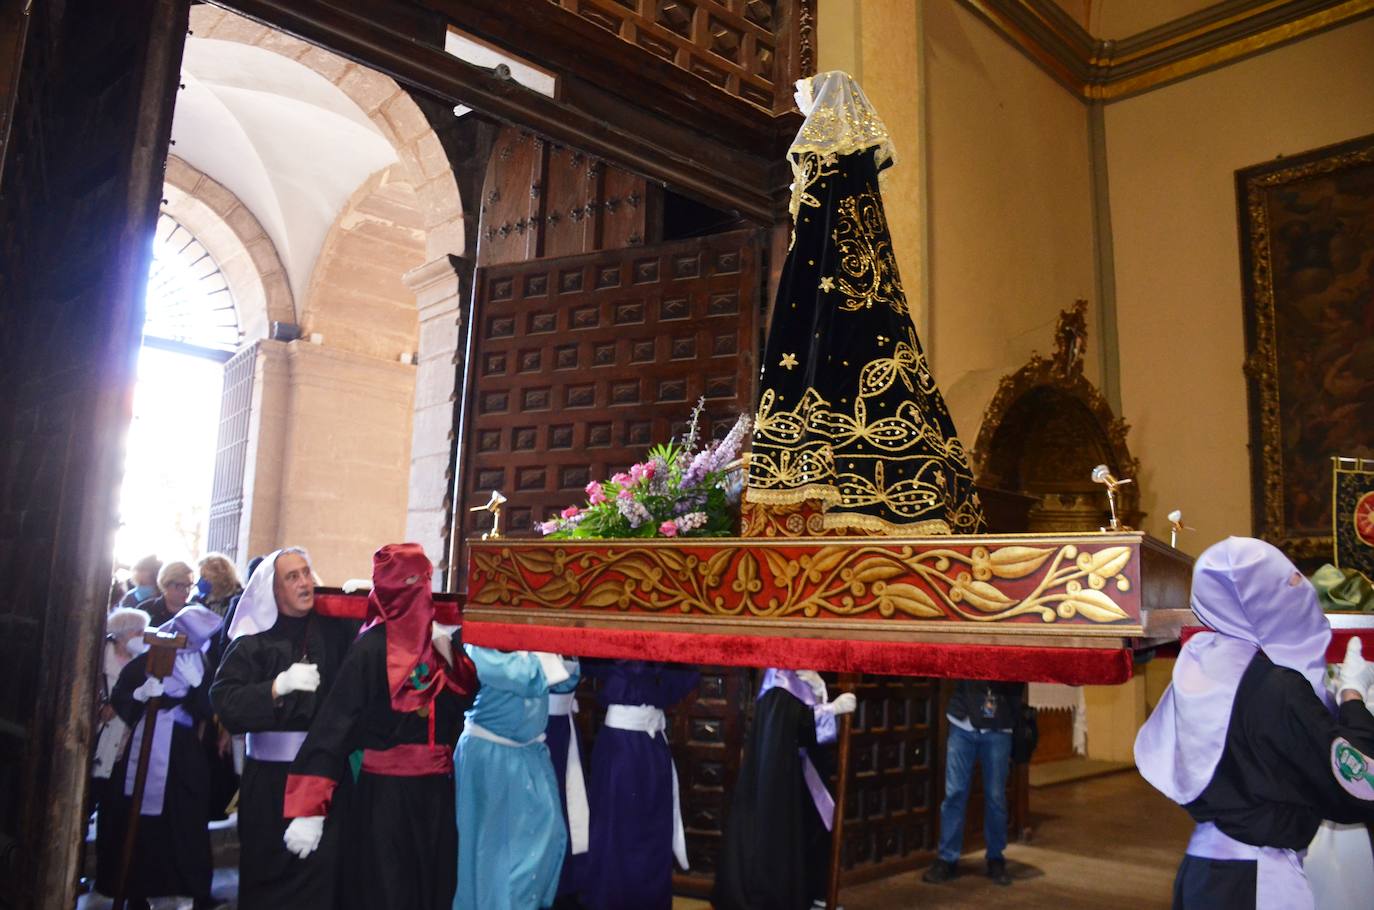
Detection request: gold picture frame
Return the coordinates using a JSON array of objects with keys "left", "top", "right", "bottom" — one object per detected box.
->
[{"left": 1238, "top": 133, "right": 1374, "bottom": 561}]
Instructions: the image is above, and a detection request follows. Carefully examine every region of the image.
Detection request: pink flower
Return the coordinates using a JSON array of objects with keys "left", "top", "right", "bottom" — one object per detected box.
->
[
  {"left": 561, "top": 505, "right": 581, "bottom": 520},
  {"left": 585, "top": 481, "right": 607, "bottom": 505},
  {"left": 610, "top": 472, "right": 631, "bottom": 486},
  {"left": 617, "top": 486, "right": 634, "bottom": 501},
  {"left": 628, "top": 463, "right": 647, "bottom": 482},
  {"left": 537, "top": 520, "right": 559, "bottom": 535},
  {"left": 659, "top": 520, "right": 679, "bottom": 537}
]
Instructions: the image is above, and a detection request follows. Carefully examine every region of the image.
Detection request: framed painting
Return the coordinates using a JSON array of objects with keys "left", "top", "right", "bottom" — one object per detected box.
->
[{"left": 1237, "top": 132, "right": 1374, "bottom": 561}]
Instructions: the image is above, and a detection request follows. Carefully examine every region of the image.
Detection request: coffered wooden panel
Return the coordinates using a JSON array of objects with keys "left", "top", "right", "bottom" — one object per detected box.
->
[{"left": 460, "top": 228, "right": 761, "bottom": 541}]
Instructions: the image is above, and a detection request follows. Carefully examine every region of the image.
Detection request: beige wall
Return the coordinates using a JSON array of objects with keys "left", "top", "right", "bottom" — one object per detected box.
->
[
  {"left": 922, "top": 1, "right": 1099, "bottom": 443},
  {"left": 1106, "top": 17, "right": 1374, "bottom": 554},
  {"left": 242, "top": 341, "right": 416, "bottom": 584},
  {"left": 819, "top": 1, "right": 1098, "bottom": 443}
]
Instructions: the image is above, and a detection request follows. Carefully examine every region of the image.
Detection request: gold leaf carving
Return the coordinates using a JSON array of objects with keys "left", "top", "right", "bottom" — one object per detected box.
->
[
  {"left": 466, "top": 539, "right": 1141, "bottom": 627},
  {"left": 1080, "top": 546, "right": 1131, "bottom": 581},
  {"left": 988, "top": 546, "right": 1055, "bottom": 579},
  {"left": 877, "top": 583, "right": 942, "bottom": 618},
  {"left": 1060, "top": 588, "right": 1129, "bottom": 622},
  {"left": 953, "top": 578, "right": 1016, "bottom": 613}
]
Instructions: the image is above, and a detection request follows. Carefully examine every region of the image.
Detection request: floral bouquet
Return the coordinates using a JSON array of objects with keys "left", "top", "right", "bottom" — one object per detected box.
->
[{"left": 539, "top": 403, "right": 750, "bottom": 540}]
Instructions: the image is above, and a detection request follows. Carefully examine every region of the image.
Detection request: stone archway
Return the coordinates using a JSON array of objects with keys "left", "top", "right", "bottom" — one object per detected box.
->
[
  {"left": 163, "top": 155, "right": 294, "bottom": 344},
  {"left": 188, "top": 6, "right": 466, "bottom": 260},
  {"left": 971, "top": 300, "right": 1142, "bottom": 532}
]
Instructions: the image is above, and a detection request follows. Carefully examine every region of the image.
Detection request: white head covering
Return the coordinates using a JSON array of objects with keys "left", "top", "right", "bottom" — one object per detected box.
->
[
  {"left": 789, "top": 71, "right": 894, "bottom": 170},
  {"left": 227, "top": 547, "right": 311, "bottom": 640},
  {"left": 1135, "top": 537, "right": 1332, "bottom": 804}
]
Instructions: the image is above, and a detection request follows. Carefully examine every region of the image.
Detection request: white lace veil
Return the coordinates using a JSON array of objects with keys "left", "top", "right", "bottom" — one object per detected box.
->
[{"left": 790, "top": 71, "right": 895, "bottom": 170}]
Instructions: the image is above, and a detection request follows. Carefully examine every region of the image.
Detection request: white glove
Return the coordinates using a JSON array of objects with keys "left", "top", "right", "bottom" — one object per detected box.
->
[
  {"left": 1337, "top": 638, "right": 1374, "bottom": 700},
  {"left": 796, "top": 670, "right": 828, "bottom": 702},
  {"left": 132, "top": 677, "right": 164, "bottom": 703},
  {"left": 341, "top": 578, "right": 372, "bottom": 594},
  {"left": 535, "top": 651, "right": 571, "bottom": 687},
  {"left": 829, "top": 692, "right": 858, "bottom": 716},
  {"left": 274, "top": 663, "right": 320, "bottom": 697},
  {"left": 283, "top": 815, "right": 324, "bottom": 858}
]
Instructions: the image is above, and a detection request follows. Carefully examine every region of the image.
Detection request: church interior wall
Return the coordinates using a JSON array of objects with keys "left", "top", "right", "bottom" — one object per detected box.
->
[
  {"left": 1105, "top": 16, "right": 1374, "bottom": 554},
  {"left": 921, "top": 1, "right": 1099, "bottom": 450},
  {"left": 818, "top": 1, "right": 1100, "bottom": 448}
]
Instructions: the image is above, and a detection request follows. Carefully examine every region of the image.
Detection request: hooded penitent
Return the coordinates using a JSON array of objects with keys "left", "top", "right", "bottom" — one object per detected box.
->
[
  {"left": 744, "top": 71, "right": 983, "bottom": 535},
  {"left": 1135, "top": 536, "right": 1331, "bottom": 804},
  {"left": 1133, "top": 536, "right": 1360, "bottom": 910},
  {"left": 365, "top": 542, "right": 467, "bottom": 713},
  {"left": 227, "top": 547, "right": 310, "bottom": 640},
  {"left": 124, "top": 604, "right": 225, "bottom": 815}
]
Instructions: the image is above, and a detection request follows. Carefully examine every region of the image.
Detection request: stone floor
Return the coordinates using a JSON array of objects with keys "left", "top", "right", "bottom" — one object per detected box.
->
[
  {"left": 821, "top": 771, "right": 1193, "bottom": 910},
  {"left": 82, "top": 771, "right": 1191, "bottom": 910}
]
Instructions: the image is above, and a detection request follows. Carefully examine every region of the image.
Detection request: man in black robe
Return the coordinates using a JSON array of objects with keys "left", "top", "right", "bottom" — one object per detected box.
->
[
  {"left": 281, "top": 543, "right": 479, "bottom": 910},
  {"left": 95, "top": 604, "right": 223, "bottom": 909},
  {"left": 715, "top": 669, "right": 856, "bottom": 910},
  {"left": 210, "top": 547, "right": 356, "bottom": 910},
  {"left": 1136, "top": 536, "right": 1374, "bottom": 908}
]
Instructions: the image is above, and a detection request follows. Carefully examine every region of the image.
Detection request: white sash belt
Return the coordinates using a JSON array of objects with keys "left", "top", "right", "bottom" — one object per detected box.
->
[
  {"left": 1186, "top": 821, "right": 1312, "bottom": 910},
  {"left": 548, "top": 693, "right": 588, "bottom": 855},
  {"left": 464, "top": 720, "right": 545, "bottom": 749},
  {"left": 245, "top": 730, "right": 308, "bottom": 763},
  {"left": 603, "top": 705, "right": 688, "bottom": 871}
]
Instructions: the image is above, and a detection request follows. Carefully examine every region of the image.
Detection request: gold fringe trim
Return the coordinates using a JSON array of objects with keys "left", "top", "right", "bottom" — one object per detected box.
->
[
  {"left": 744, "top": 484, "right": 844, "bottom": 506},
  {"left": 820, "top": 511, "right": 952, "bottom": 537}
]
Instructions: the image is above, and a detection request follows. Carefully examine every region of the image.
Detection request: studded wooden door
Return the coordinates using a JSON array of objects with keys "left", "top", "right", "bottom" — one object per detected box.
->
[{"left": 458, "top": 228, "right": 762, "bottom": 543}]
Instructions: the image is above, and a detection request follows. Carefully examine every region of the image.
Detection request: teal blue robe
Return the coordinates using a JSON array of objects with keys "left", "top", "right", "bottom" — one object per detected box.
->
[{"left": 454, "top": 646, "right": 571, "bottom": 910}]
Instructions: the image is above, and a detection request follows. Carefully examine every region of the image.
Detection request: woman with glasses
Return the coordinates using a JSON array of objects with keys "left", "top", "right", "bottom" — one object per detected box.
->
[{"left": 136, "top": 561, "right": 196, "bottom": 626}]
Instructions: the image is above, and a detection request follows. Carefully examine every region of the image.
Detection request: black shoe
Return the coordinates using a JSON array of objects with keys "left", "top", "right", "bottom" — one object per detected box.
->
[
  {"left": 922, "top": 859, "right": 958, "bottom": 883},
  {"left": 987, "top": 858, "right": 1012, "bottom": 886}
]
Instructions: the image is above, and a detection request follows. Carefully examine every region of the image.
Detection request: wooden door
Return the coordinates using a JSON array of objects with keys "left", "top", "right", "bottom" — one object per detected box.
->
[
  {"left": 0, "top": 2, "right": 188, "bottom": 906},
  {"left": 457, "top": 228, "right": 762, "bottom": 545}
]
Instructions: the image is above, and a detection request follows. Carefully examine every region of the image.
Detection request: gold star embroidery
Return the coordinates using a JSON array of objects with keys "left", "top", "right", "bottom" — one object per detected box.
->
[
  {"left": 779, "top": 353, "right": 799, "bottom": 370},
  {"left": 819, "top": 276, "right": 835, "bottom": 292}
]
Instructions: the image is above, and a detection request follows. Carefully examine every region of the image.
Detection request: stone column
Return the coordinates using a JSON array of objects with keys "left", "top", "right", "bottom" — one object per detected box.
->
[{"left": 403, "top": 254, "right": 471, "bottom": 587}]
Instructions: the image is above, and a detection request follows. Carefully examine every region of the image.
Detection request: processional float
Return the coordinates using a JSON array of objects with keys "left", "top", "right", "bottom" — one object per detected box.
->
[{"left": 315, "top": 71, "right": 1198, "bottom": 909}]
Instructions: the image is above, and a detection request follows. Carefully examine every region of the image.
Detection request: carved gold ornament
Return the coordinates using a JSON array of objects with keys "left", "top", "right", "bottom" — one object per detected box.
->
[{"left": 468, "top": 541, "right": 1136, "bottom": 626}]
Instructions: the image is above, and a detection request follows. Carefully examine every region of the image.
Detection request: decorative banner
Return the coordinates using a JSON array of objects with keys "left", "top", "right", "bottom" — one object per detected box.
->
[{"left": 1334, "top": 457, "right": 1374, "bottom": 580}]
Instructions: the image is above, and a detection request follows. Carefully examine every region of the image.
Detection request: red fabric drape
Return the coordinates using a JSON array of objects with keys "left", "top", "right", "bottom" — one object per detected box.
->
[
  {"left": 464, "top": 621, "right": 1134, "bottom": 685},
  {"left": 1181, "top": 624, "right": 1374, "bottom": 663},
  {"left": 317, "top": 591, "right": 1136, "bottom": 684}
]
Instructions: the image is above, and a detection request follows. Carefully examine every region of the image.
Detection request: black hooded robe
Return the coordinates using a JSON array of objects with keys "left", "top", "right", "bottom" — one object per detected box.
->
[
  {"left": 209, "top": 612, "right": 356, "bottom": 910},
  {"left": 285, "top": 624, "right": 478, "bottom": 910},
  {"left": 713, "top": 686, "right": 833, "bottom": 910}
]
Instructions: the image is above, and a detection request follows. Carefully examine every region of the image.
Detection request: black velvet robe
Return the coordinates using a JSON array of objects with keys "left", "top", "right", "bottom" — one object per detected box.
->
[
  {"left": 288, "top": 625, "right": 477, "bottom": 910},
  {"left": 1174, "top": 652, "right": 1374, "bottom": 907},
  {"left": 210, "top": 613, "right": 356, "bottom": 910},
  {"left": 713, "top": 687, "right": 831, "bottom": 910},
  {"left": 745, "top": 145, "right": 983, "bottom": 535},
  {"left": 95, "top": 652, "right": 214, "bottom": 902}
]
